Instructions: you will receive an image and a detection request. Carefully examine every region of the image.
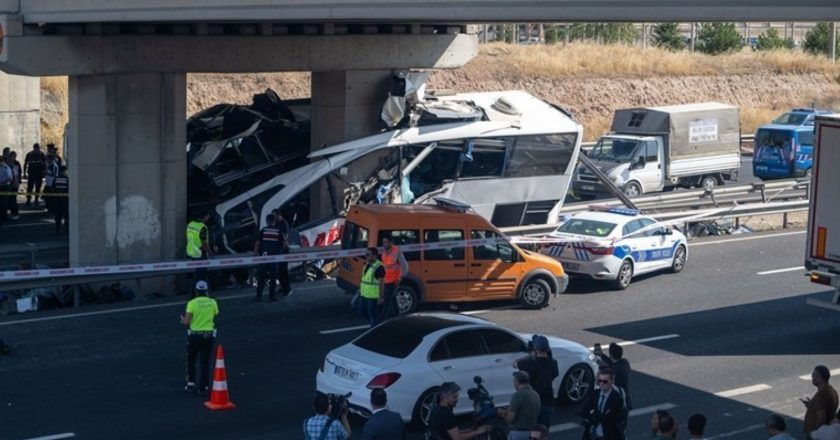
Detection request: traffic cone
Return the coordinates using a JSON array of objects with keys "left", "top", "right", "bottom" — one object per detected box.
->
[{"left": 204, "top": 344, "right": 236, "bottom": 410}]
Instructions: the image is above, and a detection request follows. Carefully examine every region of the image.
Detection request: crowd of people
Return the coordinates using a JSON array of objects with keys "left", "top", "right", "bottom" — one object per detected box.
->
[{"left": 0, "top": 143, "right": 68, "bottom": 233}]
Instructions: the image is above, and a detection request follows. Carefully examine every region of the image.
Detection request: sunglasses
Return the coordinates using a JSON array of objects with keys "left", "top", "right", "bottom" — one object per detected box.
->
[{"left": 597, "top": 379, "right": 611, "bottom": 384}]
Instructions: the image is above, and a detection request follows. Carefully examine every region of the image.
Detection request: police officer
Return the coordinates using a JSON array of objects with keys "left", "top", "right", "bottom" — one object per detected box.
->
[
  {"left": 254, "top": 213, "right": 282, "bottom": 302},
  {"left": 358, "top": 247, "right": 385, "bottom": 327},
  {"left": 23, "top": 143, "right": 45, "bottom": 207},
  {"left": 52, "top": 166, "right": 69, "bottom": 234},
  {"left": 180, "top": 281, "right": 218, "bottom": 394},
  {"left": 186, "top": 213, "right": 212, "bottom": 283}
]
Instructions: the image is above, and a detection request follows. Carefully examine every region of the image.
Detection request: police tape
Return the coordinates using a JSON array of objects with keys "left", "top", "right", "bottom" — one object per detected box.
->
[{"left": 0, "top": 191, "right": 69, "bottom": 197}]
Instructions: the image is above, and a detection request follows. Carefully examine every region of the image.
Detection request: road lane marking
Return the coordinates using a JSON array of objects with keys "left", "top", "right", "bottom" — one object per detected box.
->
[
  {"left": 589, "top": 334, "right": 679, "bottom": 350},
  {"left": 20, "top": 433, "right": 76, "bottom": 440},
  {"left": 319, "top": 325, "right": 370, "bottom": 335},
  {"left": 0, "top": 285, "right": 327, "bottom": 327},
  {"left": 548, "top": 403, "right": 677, "bottom": 433},
  {"left": 708, "top": 424, "right": 765, "bottom": 439},
  {"left": 714, "top": 384, "right": 772, "bottom": 398},
  {"left": 692, "top": 231, "right": 805, "bottom": 247},
  {"left": 757, "top": 266, "right": 805, "bottom": 275},
  {"left": 800, "top": 368, "right": 840, "bottom": 380}
]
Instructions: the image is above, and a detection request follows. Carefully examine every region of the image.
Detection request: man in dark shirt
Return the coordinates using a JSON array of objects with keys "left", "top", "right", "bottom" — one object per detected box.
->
[
  {"left": 429, "top": 382, "right": 489, "bottom": 440},
  {"left": 23, "top": 143, "right": 45, "bottom": 207},
  {"left": 254, "top": 213, "right": 282, "bottom": 302},
  {"left": 597, "top": 343, "right": 633, "bottom": 409},
  {"left": 515, "top": 335, "right": 559, "bottom": 427},
  {"left": 271, "top": 208, "right": 292, "bottom": 296}
]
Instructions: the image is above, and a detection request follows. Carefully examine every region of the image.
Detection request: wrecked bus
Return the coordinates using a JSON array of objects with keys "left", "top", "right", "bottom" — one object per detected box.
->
[{"left": 214, "top": 90, "right": 583, "bottom": 254}]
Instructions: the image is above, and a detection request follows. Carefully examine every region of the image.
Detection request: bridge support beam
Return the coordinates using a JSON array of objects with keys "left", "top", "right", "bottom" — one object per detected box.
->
[{"left": 68, "top": 73, "right": 186, "bottom": 293}]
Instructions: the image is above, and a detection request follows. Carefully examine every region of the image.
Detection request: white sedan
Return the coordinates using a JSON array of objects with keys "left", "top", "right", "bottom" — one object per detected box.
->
[
  {"left": 315, "top": 313, "right": 598, "bottom": 426},
  {"left": 540, "top": 206, "right": 688, "bottom": 289}
]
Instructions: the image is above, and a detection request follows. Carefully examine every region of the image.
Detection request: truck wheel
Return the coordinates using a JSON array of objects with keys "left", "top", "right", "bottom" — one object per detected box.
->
[
  {"left": 701, "top": 175, "right": 718, "bottom": 190},
  {"left": 623, "top": 182, "right": 642, "bottom": 197}
]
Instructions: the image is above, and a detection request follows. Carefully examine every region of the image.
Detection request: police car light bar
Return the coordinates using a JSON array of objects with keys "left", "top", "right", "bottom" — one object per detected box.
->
[
  {"left": 433, "top": 197, "right": 473, "bottom": 212},
  {"left": 588, "top": 205, "right": 640, "bottom": 216}
]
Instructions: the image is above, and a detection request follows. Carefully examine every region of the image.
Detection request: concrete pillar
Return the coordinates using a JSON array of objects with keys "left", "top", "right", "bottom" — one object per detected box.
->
[
  {"left": 68, "top": 73, "right": 186, "bottom": 291},
  {"left": 310, "top": 69, "right": 391, "bottom": 218}
]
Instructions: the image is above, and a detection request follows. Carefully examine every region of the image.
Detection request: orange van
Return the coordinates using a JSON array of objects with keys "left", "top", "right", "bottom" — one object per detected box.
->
[{"left": 336, "top": 200, "right": 568, "bottom": 314}]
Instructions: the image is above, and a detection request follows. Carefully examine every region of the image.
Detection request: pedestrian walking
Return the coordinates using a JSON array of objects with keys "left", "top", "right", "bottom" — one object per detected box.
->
[
  {"left": 0, "top": 157, "right": 12, "bottom": 226},
  {"left": 379, "top": 235, "right": 408, "bottom": 320},
  {"left": 304, "top": 391, "right": 351, "bottom": 440},
  {"left": 429, "top": 382, "right": 490, "bottom": 440},
  {"left": 812, "top": 410, "right": 840, "bottom": 440},
  {"left": 43, "top": 154, "right": 59, "bottom": 213},
  {"left": 273, "top": 209, "right": 292, "bottom": 296},
  {"left": 6, "top": 151, "right": 21, "bottom": 220},
  {"left": 804, "top": 366, "right": 839, "bottom": 439},
  {"left": 23, "top": 143, "right": 45, "bottom": 207},
  {"left": 688, "top": 413, "right": 709, "bottom": 440},
  {"left": 498, "top": 371, "right": 541, "bottom": 440},
  {"left": 652, "top": 412, "right": 677, "bottom": 440},
  {"left": 766, "top": 414, "right": 798, "bottom": 440},
  {"left": 515, "top": 335, "right": 559, "bottom": 427},
  {"left": 52, "top": 166, "right": 69, "bottom": 234},
  {"left": 582, "top": 368, "right": 627, "bottom": 440},
  {"left": 180, "top": 281, "right": 218, "bottom": 395},
  {"left": 186, "top": 212, "right": 212, "bottom": 283},
  {"left": 361, "top": 389, "right": 406, "bottom": 440},
  {"left": 254, "top": 213, "right": 282, "bottom": 302},
  {"left": 357, "top": 247, "right": 385, "bottom": 327}
]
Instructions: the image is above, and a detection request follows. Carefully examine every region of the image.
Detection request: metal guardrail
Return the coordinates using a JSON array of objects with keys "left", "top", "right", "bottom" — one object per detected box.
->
[{"left": 580, "top": 134, "right": 755, "bottom": 150}]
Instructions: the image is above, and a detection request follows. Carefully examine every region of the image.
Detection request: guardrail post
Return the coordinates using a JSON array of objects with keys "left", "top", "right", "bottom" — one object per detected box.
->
[
  {"left": 73, "top": 286, "right": 80, "bottom": 308},
  {"left": 735, "top": 217, "right": 740, "bottom": 229},
  {"left": 783, "top": 212, "right": 789, "bottom": 229}
]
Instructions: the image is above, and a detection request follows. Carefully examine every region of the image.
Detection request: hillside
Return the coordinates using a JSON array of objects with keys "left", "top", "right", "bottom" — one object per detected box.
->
[{"left": 41, "top": 43, "right": 840, "bottom": 144}]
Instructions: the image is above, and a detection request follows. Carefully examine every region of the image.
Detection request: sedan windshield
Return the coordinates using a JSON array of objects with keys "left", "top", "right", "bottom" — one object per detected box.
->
[
  {"left": 772, "top": 113, "right": 809, "bottom": 126},
  {"left": 589, "top": 138, "right": 642, "bottom": 162},
  {"left": 556, "top": 219, "right": 617, "bottom": 237}
]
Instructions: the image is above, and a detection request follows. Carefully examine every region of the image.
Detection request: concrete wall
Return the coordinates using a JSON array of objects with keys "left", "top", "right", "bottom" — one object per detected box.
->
[{"left": 0, "top": 72, "right": 40, "bottom": 161}]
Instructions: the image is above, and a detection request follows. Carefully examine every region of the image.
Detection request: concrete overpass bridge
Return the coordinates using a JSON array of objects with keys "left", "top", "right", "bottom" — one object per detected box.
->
[{"left": 0, "top": 0, "right": 836, "bottom": 292}]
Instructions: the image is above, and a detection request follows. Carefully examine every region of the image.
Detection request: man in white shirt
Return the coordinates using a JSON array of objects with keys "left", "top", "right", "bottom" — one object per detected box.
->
[{"left": 812, "top": 411, "right": 840, "bottom": 440}]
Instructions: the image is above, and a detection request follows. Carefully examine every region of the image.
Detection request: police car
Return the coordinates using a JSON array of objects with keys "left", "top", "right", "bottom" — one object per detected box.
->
[{"left": 540, "top": 206, "right": 688, "bottom": 289}]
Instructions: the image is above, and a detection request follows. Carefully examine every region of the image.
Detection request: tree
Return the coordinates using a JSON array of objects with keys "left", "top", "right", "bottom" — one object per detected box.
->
[
  {"left": 697, "top": 22, "right": 742, "bottom": 55},
  {"left": 563, "top": 23, "right": 639, "bottom": 44},
  {"left": 544, "top": 25, "right": 559, "bottom": 44},
  {"left": 652, "top": 23, "right": 686, "bottom": 50},
  {"left": 504, "top": 24, "right": 514, "bottom": 44},
  {"left": 803, "top": 23, "right": 840, "bottom": 56},
  {"left": 755, "top": 28, "right": 789, "bottom": 51}
]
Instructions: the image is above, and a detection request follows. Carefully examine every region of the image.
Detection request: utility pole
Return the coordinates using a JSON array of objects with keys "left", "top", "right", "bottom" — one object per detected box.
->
[
  {"left": 831, "top": 22, "right": 837, "bottom": 64},
  {"left": 745, "top": 22, "right": 750, "bottom": 46},
  {"left": 690, "top": 22, "right": 696, "bottom": 52}
]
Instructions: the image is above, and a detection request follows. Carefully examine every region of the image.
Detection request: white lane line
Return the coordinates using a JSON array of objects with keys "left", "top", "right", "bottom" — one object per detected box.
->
[
  {"left": 800, "top": 368, "right": 840, "bottom": 380},
  {"left": 19, "top": 433, "right": 76, "bottom": 440},
  {"left": 757, "top": 266, "right": 805, "bottom": 275},
  {"left": 714, "top": 384, "right": 772, "bottom": 398},
  {"left": 692, "top": 231, "right": 805, "bottom": 247},
  {"left": 589, "top": 334, "right": 679, "bottom": 351},
  {"left": 0, "top": 285, "right": 326, "bottom": 327},
  {"left": 319, "top": 325, "right": 370, "bottom": 335},
  {"left": 548, "top": 403, "right": 677, "bottom": 433},
  {"left": 708, "top": 424, "right": 765, "bottom": 439}
]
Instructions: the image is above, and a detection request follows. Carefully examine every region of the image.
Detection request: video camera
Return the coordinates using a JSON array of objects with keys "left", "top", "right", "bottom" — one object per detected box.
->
[{"left": 327, "top": 392, "right": 352, "bottom": 419}]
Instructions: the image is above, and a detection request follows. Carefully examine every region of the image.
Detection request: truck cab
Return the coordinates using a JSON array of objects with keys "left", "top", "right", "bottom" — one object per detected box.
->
[
  {"left": 753, "top": 124, "right": 814, "bottom": 180},
  {"left": 574, "top": 134, "right": 666, "bottom": 197}
]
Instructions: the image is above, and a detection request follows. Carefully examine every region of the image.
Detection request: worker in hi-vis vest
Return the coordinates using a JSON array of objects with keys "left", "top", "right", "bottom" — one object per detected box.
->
[
  {"left": 357, "top": 247, "right": 385, "bottom": 327},
  {"left": 186, "top": 212, "right": 212, "bottom": 283},
  {"left": 379, "top": 235, "right": 408, "bottom": 321}
]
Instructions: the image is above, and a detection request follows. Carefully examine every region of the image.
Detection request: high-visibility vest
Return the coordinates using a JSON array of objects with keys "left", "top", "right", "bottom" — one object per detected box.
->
[
  {"left": 360, "top": 260, "right": 383, "bottom": 299},
  {"left": 382, "top": 246, "right": 401, "bottom": 284},
  {"left": 186, "top": 221, "right": 206, "bottom": 259}
]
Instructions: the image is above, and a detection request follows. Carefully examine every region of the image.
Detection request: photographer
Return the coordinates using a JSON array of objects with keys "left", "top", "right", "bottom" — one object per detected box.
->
[{"left": 304, "top": 391, "right": 351, "bottom": 440}]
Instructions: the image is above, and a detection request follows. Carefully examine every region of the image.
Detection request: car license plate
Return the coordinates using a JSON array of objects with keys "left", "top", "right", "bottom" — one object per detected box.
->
[
  {"left": 581, "top": 185, "right": 595, "bottom": 191},
  {"left": 334, "top": 365, "right": 358, "bottom": 381},
  {"left": 564, "top": 262, "right": 580, "bottom": 271}
]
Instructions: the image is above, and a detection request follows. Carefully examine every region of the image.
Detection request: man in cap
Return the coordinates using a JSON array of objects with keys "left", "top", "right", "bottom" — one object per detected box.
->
[
  {"left": 180, "top": 281, "right": 219, "bottom": 394},
  {"left": 515, "top": 335, "right": 559, "bottom": 427}
]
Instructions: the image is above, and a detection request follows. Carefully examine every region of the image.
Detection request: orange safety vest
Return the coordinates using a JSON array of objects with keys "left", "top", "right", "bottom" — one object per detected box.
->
[{"left": 382, "top": 245, "right": 401, "bottom": 284}]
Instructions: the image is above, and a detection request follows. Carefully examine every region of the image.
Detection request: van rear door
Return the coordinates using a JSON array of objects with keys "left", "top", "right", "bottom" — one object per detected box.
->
[
  {"left": 467, "top": 229, "right": 521, "bottom": 299},
  {"left": 421, "top": 223, "right": 468, "bottom": 301}
]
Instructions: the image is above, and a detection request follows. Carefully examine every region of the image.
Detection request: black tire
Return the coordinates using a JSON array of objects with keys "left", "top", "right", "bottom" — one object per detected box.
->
[
  {"left": 395, "top": 283, "right": 419, "bottom": 315},
  {"left": 519, "top": 278, "right": 551, "bottom": 309},
  {"left": 612, "top": 260, "right": 633, "bottom": 290},
  {"left": 670, "top": 245, "right": 687, "bottom": 274},
  {"left": 623, "top": 182, "right": 642, "bottom": 197},
  {"left": 411, "top": 388, "right": 439, "bottom": 429},
  {"left": 700, "top": 175, "right": 718, "bottom": 191},
  {"left": 558, "top": 363, "right": 595, "bottom": 404}
]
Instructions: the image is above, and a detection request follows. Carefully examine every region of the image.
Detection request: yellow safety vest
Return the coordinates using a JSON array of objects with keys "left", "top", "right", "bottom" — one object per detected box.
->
[
  {"left": 186, "top": 221, "right": 206, "bottom": 259},
  {"left": 360, "top": 260, "right": 382, "bottom": 299}
]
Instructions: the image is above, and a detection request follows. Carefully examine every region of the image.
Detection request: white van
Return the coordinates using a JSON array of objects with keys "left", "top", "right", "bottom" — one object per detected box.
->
[{"left": 215, "top": 90, "right": 583, "bottom": 253}]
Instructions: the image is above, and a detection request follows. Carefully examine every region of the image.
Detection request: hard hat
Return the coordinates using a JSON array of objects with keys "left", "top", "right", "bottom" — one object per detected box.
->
[{"left": 195, "top": 280, "right": 208, "bottom": 291}]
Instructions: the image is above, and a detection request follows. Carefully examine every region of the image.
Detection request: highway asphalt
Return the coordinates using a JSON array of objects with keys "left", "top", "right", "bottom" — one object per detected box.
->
[{"left": 2, "top": 228, "right": 838, "bottom": 440}]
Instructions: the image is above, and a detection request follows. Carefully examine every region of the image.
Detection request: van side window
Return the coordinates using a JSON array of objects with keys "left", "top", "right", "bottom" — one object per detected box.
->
[
  {"left": 423, "top": 229, "right": 465, "bottom": 261},
  {"left": 504, "top": 133, "right": 576, "bottom": 178},
  {"left": 470, "top": 230, "right": 514, "bottom": 261},
  {"left": 341, "top": 222, "right": 369, "bottom": 249},
  {"left": 380, "top": 230, "right": 420, "bottom": 261}
]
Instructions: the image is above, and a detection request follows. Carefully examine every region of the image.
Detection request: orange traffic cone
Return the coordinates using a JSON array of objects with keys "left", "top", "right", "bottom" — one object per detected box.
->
[{"left": 204, "top": 344, "right": 236, "bottom": 410}]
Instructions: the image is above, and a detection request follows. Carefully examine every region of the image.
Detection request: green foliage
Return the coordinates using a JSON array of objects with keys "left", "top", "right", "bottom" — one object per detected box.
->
[
  {"left": 544, "top": 25, "right": 559, "bottom": 45},
  {"left": 563, "top": 23, "right": 640, "bottom": 44},
  {"left": 504, "top": 25, "right": 514, "bottom": 44},
  {"left": 652, "top": 23, "right": 686, "bottom": 51},
  {"left": 697, "top": 23, "right": 742, "bottom": 55},
  {"left": 803, "top": 23, "right": 839, "bottom": 56},
  {"left": 755, "top": 28, "right": 790, "bottom": 51}
]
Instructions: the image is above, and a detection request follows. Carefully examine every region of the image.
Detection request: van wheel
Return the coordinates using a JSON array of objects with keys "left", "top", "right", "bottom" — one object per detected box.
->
[
  {"left": 395, "top": 284, "right": 419, "bottom": 315},
  {"left": 623, "top": 182, "right": 642, "bottom": 197},
  {"left": 559, "top": 363, "right": 594, "bottom": 404},
  {"left": 520, "top": 278, "right": 551, "bottom": 309},
  {"left": 670, "top": 245, "right": 687, "bottom": 273},
  {"left": 701, "top": 175, "right": 718, "bottom": 190},
  {"left": 613, "top": 260, "right": 633, "bottom": 290}
]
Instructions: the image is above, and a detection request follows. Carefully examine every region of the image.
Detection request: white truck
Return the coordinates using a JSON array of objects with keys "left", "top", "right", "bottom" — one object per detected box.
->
[
  {"left": 805, "top": 114, "right": 840, "bottom": 310},
  {"left": 573, "top": 102, "right": 741, "bottom": 198}
]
